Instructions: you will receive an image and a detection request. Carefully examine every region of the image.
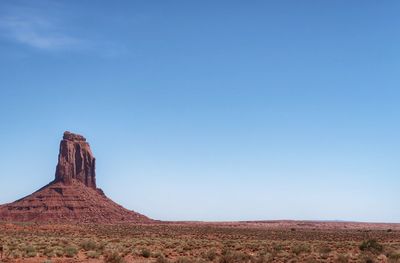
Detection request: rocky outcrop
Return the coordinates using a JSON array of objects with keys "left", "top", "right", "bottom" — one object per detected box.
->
[
  {"left": 55, "top": 131, "right": 96, "bottom": 189},
  {"left": 0, "top": 131, "right": 151, "bottom": 223}
]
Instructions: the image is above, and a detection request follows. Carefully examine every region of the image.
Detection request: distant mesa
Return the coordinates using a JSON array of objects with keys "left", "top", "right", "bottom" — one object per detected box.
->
[{"left": 0, "top": 131, "right": 151, "bottom": 223}]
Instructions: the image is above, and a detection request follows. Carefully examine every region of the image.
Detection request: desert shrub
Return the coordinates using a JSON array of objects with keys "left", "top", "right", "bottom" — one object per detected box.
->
[
  {"left": 80, "top": 239, "right": 97, "bottom": 251},
  {"left": 318, "top": 245, "right": 331, "bottom": 260},
  {"left": 23, "top": 245, "right": 36, "bottom": 253},
  {"left": 23, "top": 245, "right": 37, "bottom": 257},
  {"left": 156, "top": 254, "right": 170, "bottom": 263},
  {"left": 176, "top": 257, "right": 192, "bottom": 263},
  {"left": 204, "top": 248, "right": 217, "bottom": 261},
  {"left": 53, "top": 246, "right": 64, "bottom": 257},
  {"left": 252, "top": 254, "right": 273, "bottom": 263},
  {"left": 87, "top": 250, "right": 100, "bottom": 259},
  {"left": 292, "top": 243, "right": 311, "bottom": 255},
  {"left": 104, "top": 251, "right": 125, "bottom": 263},
  {"left": 44, "top": 247, "right": 54, "bottom": 257},
  {"left": 64, "top": 246, "right": 78, "bottom": 258},
  {"left": 359, "top": 240, "right": 383, "bottom": 254},
  {"left": 153, "top": 251, "right": 164, "bottom": 258},
  {"left": 27, "top": 250, "right": 37, "bottom": 257},
  {"left": 335, "top": 253, "right": 349, "bottom": 263},
  {"left": 219, "top": 251, "right": 252, "bottom": 263},
  {"left": 319, "top": 246, "right": 332, "bottom": 254},
  {"left": 182, "top": 243, "right": 193, "bottom": 251},
  {"left": 220, "top": 247, "right": 229, "bottom": 256},
  {"left": 97, "top": 241, "right": 107, "bottom": 251},
  {"left": 273, "top": 244, "right": 283, "bottom": 253},
  {"left": 359, "top": 254, "right": 376, "bottom": 263},
  {"left": 388, "top": 251, "right": 400, "bottom": 262},
  {"left": 60, "top": 238, "right": 69, "bottom": 245},
  {"left": 141, "top": 248, "right": 151, "bottom": 258},
  {"left": 37, "top": 242, "right": 48, "bottom": 250},
  {"left": 10, "top": 250, "right": 22, "bottom": 259}
]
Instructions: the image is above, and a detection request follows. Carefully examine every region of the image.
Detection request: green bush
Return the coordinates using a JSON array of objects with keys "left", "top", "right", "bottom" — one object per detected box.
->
[
  {"left": 141, "top": 248, "right": 151, "bottom": 258},
  {"left": 359, "top": 240, "right": 383, "bottom": 254},
  {"left": 273, "top": 244, "right": 283, "bottom": 252},
  {"left": 292, "top": 243, "right": 311, "bottom": 255},
  {"left": 64, "top": 246, "right": 78, "bottom": 258},
  {"left": 23, "top": 245, "right": 37, "bottom": 257},
  {"left": 80, "top": 239, "right": 97, "bottom": 251}
]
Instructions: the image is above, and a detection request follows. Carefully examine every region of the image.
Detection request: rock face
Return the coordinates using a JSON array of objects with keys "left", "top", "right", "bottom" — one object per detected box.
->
[
  {"left": 0, "top": 131, "right": 151, "bottom": 223},
  {"left": 55, "top": 131, "right": 96, "bottom": 189}
]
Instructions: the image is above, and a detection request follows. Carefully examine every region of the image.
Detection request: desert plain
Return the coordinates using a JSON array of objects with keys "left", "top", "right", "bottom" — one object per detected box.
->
[{"left": 1, "top": 220, "right": 400, "bottom": 263}]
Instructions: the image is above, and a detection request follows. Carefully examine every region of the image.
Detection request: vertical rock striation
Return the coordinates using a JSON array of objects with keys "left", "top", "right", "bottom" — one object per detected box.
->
[{"left": 55, "top": 131, "right": 96, "bottom": 189}]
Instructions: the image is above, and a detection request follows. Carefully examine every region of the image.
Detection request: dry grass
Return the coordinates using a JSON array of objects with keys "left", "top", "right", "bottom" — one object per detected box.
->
[{"left": 0, "top": 222, "right": 399, "bottom": 262}]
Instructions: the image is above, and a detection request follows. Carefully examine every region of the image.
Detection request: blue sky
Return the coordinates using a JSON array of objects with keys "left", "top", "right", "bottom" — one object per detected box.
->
[{"left": 0, "top": 0, "right": 399, "bottom": 223}]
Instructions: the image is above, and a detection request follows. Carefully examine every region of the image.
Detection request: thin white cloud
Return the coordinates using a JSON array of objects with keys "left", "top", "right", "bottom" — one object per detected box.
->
[
  {"left": 0, "top": 3, "right": 130, "bottom": 58},
  {"left": 0, "top": 14, "right": 82, "bottom": 50}
]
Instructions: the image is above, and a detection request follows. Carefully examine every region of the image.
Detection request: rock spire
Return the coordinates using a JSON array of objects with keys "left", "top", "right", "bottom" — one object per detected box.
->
[
  {"left": 0, "top": 131, "right": 151, "bottom": 223},
  {"left": 55, "top": 131, "right": 96, "bottom": 189}
]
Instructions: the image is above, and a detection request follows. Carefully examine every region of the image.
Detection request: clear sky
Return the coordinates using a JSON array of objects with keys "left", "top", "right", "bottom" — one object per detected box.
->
[{"left": 0, "top": 0, "right": 399, "bottom": 223}]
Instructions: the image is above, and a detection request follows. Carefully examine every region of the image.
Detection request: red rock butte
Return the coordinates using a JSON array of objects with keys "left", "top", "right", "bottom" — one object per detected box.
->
[{"left": 0, "top": 131, "right": 151, "bottom": 223}]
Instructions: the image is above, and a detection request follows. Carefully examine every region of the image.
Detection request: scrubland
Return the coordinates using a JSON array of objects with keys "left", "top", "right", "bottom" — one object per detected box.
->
[{"left": 0, "top": 221, "right": 399, "bottom": 263}]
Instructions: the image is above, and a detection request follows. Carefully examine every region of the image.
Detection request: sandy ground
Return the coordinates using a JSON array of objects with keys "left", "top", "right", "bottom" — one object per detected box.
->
[{"left": 0, "top": 220, "right": 399, "bottom": 262}]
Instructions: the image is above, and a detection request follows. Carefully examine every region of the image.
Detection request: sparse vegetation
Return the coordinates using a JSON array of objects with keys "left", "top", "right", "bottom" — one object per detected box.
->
[
  {"left": 388, "top": 250, "right": 400, "bottom": 262},
  {"left": 156, "top": 254, "right": 170, "bottom": 263},
  {"left": 319, "top": 245, "right": 332, "bottom": 254},
  {"left": 204, "top": 248, "right": 217, "bottom": 261},
  {"left": 23, "top": 244, "right": 37, "bottom": 257},
  {"left": 359, "top": 254, "right": 376, "bottom": 263},
  {"left": 105, "top": 251, "right": 125, "bottom": 263},
  {"left": 292, "top": 243, "right": 311, "bottom": 255},
  {"left": 64, "top": 245, "right": 78, "bottom": 257},
  {"left": 80, "top": 238, "right": 97, "bottom": 251},
  {"left": 359, "top": 239, "right": 384, "bottom": 254},
  {"left": 141, "top": 248, "right": 151, "bottom": 258},
  {"left": 87, "top": 250, "right": 101, "bottom": 258},
  {"left": 335, "top": 254, "right": 349, "bottom": 263},
  {"left": 0, "top": 222, "right": 398, "bottom": 262}
]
